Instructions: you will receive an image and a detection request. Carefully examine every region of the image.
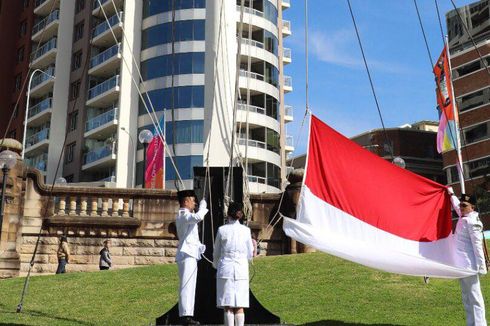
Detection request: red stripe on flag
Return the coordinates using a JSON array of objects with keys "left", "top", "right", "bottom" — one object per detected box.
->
[{"left": 305, "top": 115, "right": 452, "bottom": 242}]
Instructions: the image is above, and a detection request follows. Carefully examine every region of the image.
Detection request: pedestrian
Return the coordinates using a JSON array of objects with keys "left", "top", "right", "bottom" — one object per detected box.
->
[
  {"left": 175, "top": 189, "right": 208, "bottom": 325},
  {"left": 99, "top": 239, "right": 112, "bottom": 270},
  {"left": 213, "top": 202, "right": 254, "bottom": 326},
  {"left": 449, "top": 188, "right": 487, "bottom": 326},
  {"left": 56, "top": 235, "right": 70, "bottom": 274}
]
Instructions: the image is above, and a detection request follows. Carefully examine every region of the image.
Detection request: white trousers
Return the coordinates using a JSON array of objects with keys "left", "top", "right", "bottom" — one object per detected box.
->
[
  {"left": 460, "top": 274, "right": 487, "bottom": 326},
  {"left": 177, "top": 254, "right": 198, "bottom": 317}
]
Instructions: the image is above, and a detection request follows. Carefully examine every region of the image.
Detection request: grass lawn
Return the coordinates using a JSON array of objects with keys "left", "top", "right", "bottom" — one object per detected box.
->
[{"left": 0, "top": 252, "right": 487, "bottom": 325}]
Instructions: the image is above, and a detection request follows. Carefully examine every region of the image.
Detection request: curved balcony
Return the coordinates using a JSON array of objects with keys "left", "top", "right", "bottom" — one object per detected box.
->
[
  {"left": 89, "top": 43, "right": 121, "bottom": 77},
  {"left": 84, "top": 108, "right": 118, "bottom": 139},
  {"left": 86, "top": 75, "right": 120, "bottom": 107},
  {"left": 237, "top": 138, "right": 281, "bottom": 166},
  {"left": 34, "top": 0, "right": 60, "bottom": 16},
  {"left": 30, "top": 37, "right": 57, "bottom": 69},
  {"left": 30, "top": 67, "right": 55, "bottom": 98},
  {"left": 282, "top": 20, "right": 292, "bottom": 37},
  {"left": 282, "top": 0, "right": 291, "bottom": 9},
  {"left": 283, "top": 75, "right": 293, "bottom": 93},
  {"left": 91, "top": 12, "right": 123, "bottom": 47},
  {"left": 285, "top": 135, "right": 294, "bottom": 152},
  {"left": 284, "top": 105, "right": 293, "bottom": 123},
  {"left": 25, "top": 128, "right": 50, "bottom": 155},
  {"left": 92, "top": 0, "right": 124, "bottom": 18},
  {"left": 32, "top": 10, "right": 59, "bottom": 42},
  {"left": 239, "top": 39, "right": 279, "bottom": 68},
  {"left": 236, "top": 104, "right": 280, "bottom": 132},
  {"left": 82, "top": 143, "right": 117, "bottom": 171},
  {"left": 235, "top": 6, "right": 279, "bottom": 38},
  {"left": 25, "top": 153, "right": 48, "bottom": 173},
  {"left": 247, "top": 175, "right": 281, "bottom": 193},
  {"left": 27, "top": 98, "right": 53, "bottom": 127},
  {"left": 283, "top": 47, "right": 292, "bottom": 65},
  {"left": 238, "top": 74, "right": 279, "bottom": 100}
]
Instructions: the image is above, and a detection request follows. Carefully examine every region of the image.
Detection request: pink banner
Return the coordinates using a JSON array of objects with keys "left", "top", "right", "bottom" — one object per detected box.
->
[{"left": 145, "top": 135, "right": 165, "bottom": 189}]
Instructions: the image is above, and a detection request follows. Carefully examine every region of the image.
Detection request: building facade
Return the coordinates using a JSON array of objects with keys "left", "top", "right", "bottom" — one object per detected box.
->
[
  {"left": 445, "top": 0, "right": 490, "bottom": 196},
  {"left": 3, "top": 0, "right": 293, "bottom": 193}
]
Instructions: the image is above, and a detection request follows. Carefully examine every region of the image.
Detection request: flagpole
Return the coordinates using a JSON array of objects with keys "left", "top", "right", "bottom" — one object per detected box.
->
[
  {"left": 445, "top": 36, "right": 465, "bottom": 194},
  {"left": 163, "top": 109, "right": 166, "bottom": 189}
]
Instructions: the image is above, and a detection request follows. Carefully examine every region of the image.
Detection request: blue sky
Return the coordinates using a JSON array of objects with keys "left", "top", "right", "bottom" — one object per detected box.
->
[{"left": 282, "top": 0, "right": 475, "bottom": 156}]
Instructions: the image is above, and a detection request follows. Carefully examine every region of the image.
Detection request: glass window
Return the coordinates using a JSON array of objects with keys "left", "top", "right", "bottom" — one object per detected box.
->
[
  {"left": 467, "top": 156, "right": 490, "bottom": 179},
  {"left": 263, "top": 0, "right": 278, "bottom": 25},
  {"left": 73, "top": 21, "right": 84, "bottom": 42},
  {"left": 266, "top": 128, "right": 279, "bottom": 154},
  {"left": 165, "top": 155, "right": 203, "bottom": 180},
  {"left": 458, "top": 88, "right": 490, "bottom": 112},
  {"left": 165, "top": 120, "right": 204, "bottom": 144},
  {"left": 141, "top": 52, "right": 205, "bottom": 80},
  {"left": 141, "top": 20, "right": 205, "bottom": 50},
  {"left": 465, "top": 122, "right": 489, "bottom": 144},
  {"left": 143, "top": 0, "right": 206, "bottom": 18},
  {"left": 68, "top": 111, "right": 78, "bottom": 131},
  {"left": 139, "top": 86, "right": 205, "bottom": 114},
  {"left": 65, "top": 142, "right": 76, "bottom": 164}
]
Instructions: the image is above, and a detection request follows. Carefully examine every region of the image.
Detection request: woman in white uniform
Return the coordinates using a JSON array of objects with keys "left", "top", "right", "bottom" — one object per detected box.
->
[{"left": 213, "top": 202, "right": 254, "bottom": 326}]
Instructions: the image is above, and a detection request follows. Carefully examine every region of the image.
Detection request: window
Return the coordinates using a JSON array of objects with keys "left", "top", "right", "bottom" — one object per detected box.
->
[
  {"left": 68, "top": 111, "right": 78, "bottom": 131},
  {"left": 142, "top": 20, "right": 205, "bottom": 50},
  {"left": 75, "top": 0, "right": 85, "bottom": 13},
  {"left": 14, "top": 74, "right": 22, "bottom": 91},
  {"left": 165, "top": 120, "right": 204, "bottom": 144},
  {"left": 19, "top": 20, "right": 27, "bottom": 37},
  {"left": 467, "top": 156, "right": 490, "bottom": 179},
  {"left": 139, "top": 86, "right": 205, "bottom": 114},
  {"left": 17, "top": 47, "right": 25, "bottom": 63},
  {"left": 141, "top": 52, "right": 205, "bottom": 80},
  {"left": 165, "top": 155, "right": 203, "bottom": 180},
  {"left": 465, "top": 122, "right": 489, "bottom": 144},
  {"left": 143, "top": 0, "right": 206, "bottom": 18},
  {"left": 65, "top": 142, "right": 76, "bottom": 164},
  {"left": 70, "top": 80, "right": 81, "bottom": 100},
  {"left": 73, "top": 21, "right": 84, "bottom": 41},
  {"left": 457, "top": 88, "right": 490, "bottom": 112},
  {"left": 72, "top": 50, "right": 83, "bottom": 71}
]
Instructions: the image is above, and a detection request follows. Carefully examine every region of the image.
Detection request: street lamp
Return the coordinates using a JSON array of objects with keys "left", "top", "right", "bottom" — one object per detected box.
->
[
  {"left": 121, "top": 127, "right": 135, "bottom": 188},
  {"left": 22, "top": 69, "right": 55, "bottom": 159},
  {"left": 0, "top": 150, "right": 18, "bottom": 240},
  {"left": 393, "top": 156, "right": 406, "bottom": 169},
  {"left": 138, "top": 129, "right": 153, "bottom": 188}
]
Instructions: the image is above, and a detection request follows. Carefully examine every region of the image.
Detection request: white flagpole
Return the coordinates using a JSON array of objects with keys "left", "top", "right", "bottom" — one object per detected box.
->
[
  {"left": 445, "top": 36, "right": 465, "bottom": 194},
  {"left": 163, "top": 108, "right": 166, "bottom": 189}
]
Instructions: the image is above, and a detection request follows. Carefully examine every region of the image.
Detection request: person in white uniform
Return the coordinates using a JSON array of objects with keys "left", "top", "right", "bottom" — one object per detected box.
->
[
  {"left": 213, "top": 202, "right": 254, "bottom": 326},
  {"left": 448, "top": 188, "right": 487, "bottom": 326},
  {"left": 175, "top": 189, "right": 208, "bottom": 325}
]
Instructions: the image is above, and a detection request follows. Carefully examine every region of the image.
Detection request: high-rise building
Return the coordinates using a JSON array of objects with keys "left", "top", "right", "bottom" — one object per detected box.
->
[
  {"left": 445, "top": 0, "right": 490, "bottom": 195},
  {"left": 7, "top": 0, "right": 292, "bottom": 192}
]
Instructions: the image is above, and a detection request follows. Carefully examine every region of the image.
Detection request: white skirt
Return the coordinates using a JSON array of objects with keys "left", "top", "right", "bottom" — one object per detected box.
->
[{"left": 216, "top": 278, "right": 249, "bottom": 308}]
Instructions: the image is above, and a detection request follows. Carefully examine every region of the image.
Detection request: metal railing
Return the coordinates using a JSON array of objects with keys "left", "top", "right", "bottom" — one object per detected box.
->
[
  {"left": 85, "top": 108, "right": 118, "bottom": 132},
  {"left": 282, "top": 0, "right": 291, "bottom": 5},
  {"left": 25, "top": 153, "right": 48, "bottom": 171},
  {"left": 284, "top": 75, "right": 292, "bottom": 88},
  {"left": 283, "top": 47, "right": 292, "bottom": 60},
  {"left": 92, "top": 12, "right": 123, "bottom": 38},
  {"left": 248, "top": 175, "right": 267, "bottom": 184},
  {"left": 32, "top": 10, "right": 59, "bottom": 35},
  {"left": 237, "top": 103, "right": 266, "bottom": 115},
  {"left": 26, "top": 128, "right": 50, "bottom": 147},
  {"left": 31, "top": 37, "right": 57, "bottom": 62},
  {"left": 88, "top": 75, "right": 119, "bottom": 100},
  {"left": 283, "top": 20, "right": 291, "bottom": 33},
  {"left": 285, "top": 135, "right": 294, "bottom": 147},
  {"left": 236, "top": 5, "right": 263, "bottom": 17},
  {"left": 84, "top": 143, "right": 116, "bottom": 165},
  {"left": 240, "top": 70, "right": 264, "bottom": 81},
  {"left": 90, "top": 43, "right": 120, "bottom": 69},
  {"left": 31, "top": 67, "right": 55, "bottom": 88},
  {"left": 239, "top": 37, "right": 264, "bottom": 49},
  {"left": 284, "top": 105, "right": 293, "bottom": 117},
  {"left": 238, "top": 138, "right": 266, "bottom": 149},
  {"left": 28, "top": 98, "right": 53, "bottom": 119},
  {"left": 99, "top": 175, "right": 116, "bottom": 182}
]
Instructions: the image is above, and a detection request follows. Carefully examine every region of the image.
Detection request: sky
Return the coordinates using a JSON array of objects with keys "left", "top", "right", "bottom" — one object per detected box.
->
[{"left": 282, "top": 0, "right": 475, "bottom": 156}]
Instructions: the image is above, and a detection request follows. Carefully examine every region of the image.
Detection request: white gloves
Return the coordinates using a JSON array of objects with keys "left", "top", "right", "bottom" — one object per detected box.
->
[
  {"left": 447, "top": 186, "right": 454, "bottom": 196},
  {"left": 478, "top": 265, "right": 487, "bottom": 275},
  {"left": 199, "top": 199, "right": 207, "bottom": 211}
]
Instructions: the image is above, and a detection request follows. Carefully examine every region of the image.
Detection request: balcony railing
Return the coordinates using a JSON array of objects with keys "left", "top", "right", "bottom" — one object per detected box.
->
[
  {"left": 240, "top": 70, "right": 264, "bottom": 81},
  {"left": 282, "top": 0, "right": 291, "bottom": 5},
  {"left": 88, "top": 75, "right": 119, "bottom": 100},
  {"left": 238, "top": 138, "right": 266, "bottom": 149},
  {"left": 26, "top": 128, "right": 50, "bottom": 147},
  {"left": 236, "top": 5, "right": 263, "bottom": 17},
  {"left": 90, "top": 43, "right": 120, "bottom": 69},
  {"left": 239, "top": 37, "right": 264, "bottom": 49},
  {"left": 26, "top": 153, "right": 48, "bottom": 171},
  {"left": 28, "top": 98, "right": 53, "bottom": 118},
  {"left": 283, "top": 47, "right": 292, "bottom": 60},
  {"left": 92, "top": 12, "right": 123, "bottom": 39},
  {"left": 284, "top": 75, "right": 292, "bottom": 88},
  {"left": 286, "top": 135, "right": 294, "bottom": 147},
  {"left": 248, "top": 175, "right": 266, "bottom": 184},
  {"left": 93, "top": 0, "right": 109, "bottom": 9},
  {"left": 284, "top": 105, "right": 293, "bottom": 117},
  {"left": 99, "top": 175, "right": 116, "bottom": 182},
  {"left": 31, "top": 37, "right": 57, "bottom": 62},
  {"left": 32, "top": 10, "right": 59, "bottom": 35},
  {"left": 84, "top": 144, "right": 116, "bottom": 165},
  {"left": 85, "top": 108, "right": 118, "bottom": 132},
  {"left": 31, "top": 67, "right": 55, "bottom": 88},
  {"left": 283, "top": 20, "right": 291, "bottom": 33},
  {"left": 237, "top": 103, "right": 266, "bottom": 115}
]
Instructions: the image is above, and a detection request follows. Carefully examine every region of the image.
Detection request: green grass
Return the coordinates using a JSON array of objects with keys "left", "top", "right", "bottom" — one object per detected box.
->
[{"left": 0, "top": 252, "right": 487, "bottom": 325}]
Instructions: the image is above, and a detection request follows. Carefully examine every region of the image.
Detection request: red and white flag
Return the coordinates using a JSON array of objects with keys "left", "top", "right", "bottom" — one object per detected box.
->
[{"left": 283, "top": 115, "right": 477, "bottom": 278}]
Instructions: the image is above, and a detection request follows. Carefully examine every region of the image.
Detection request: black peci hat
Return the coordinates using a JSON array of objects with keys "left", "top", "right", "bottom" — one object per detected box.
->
[
  {"left": 177, "top": 189, "right": 196, "bottom": 202},
  {"left": 460, "top": 193, "right": 476, "bottom": 206},
  {"left": 227, "top": 202, "right": 243, "bottom": 217}
]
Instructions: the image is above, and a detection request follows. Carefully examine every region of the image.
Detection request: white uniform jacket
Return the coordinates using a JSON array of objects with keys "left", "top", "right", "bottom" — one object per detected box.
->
[
  {"left": 176, "top": 206, "right": 208, "bottom": 262},
  {"left": 451, "top": 195, "right": 487, "bottom": 273},
  {"left": 213, "top": 220, "right": 254, "bottom": 280}
]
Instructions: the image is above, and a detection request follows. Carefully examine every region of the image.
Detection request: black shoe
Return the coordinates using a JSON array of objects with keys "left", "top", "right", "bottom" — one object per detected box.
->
[{"left": 181, "top": 316, "right": 200, "bottom": 325}]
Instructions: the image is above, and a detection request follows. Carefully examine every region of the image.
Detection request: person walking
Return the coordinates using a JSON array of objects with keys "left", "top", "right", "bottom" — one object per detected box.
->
[
  {"left": 56, "top": 235, "right": 70, "bottom": 274},
  {"left": 99, "top": 239, "right": 112, "bottom": 270},
  {"left": 213, "top": 202, "right": 254, "bottom": 326}
]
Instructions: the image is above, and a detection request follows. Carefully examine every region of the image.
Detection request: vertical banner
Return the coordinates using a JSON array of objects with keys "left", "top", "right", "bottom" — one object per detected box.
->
[
  {"left": 145, "top": 116, "right": 165, "bottom": 189},
  {"left": 434, "top": 46, "right": 458, "bottom": 153}
]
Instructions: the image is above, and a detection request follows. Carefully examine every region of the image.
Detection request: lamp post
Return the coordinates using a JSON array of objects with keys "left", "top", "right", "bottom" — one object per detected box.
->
[
  {"left": 0, "top": 150, "right": 18, "bottom": 240},
  {"left": 393, "top": 156, "right": 406, "bottom": 169},
  {"left": 138, "top": 129, "right": 153, "bottom": 188},
  {"left": 121, "top": 127, "right": 135, "bottom": 188},
  {"left": 22, "top": 69, "right": 55, "bottom": 159}
]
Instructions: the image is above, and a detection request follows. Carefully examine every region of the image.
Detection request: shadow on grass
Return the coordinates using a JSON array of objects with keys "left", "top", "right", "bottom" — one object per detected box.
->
[
  {"left": 0, "top": 303, "right": 94, "bottom": 326},
  {"left": 300, "top": 321, "right": 405, "bottom": 326}
]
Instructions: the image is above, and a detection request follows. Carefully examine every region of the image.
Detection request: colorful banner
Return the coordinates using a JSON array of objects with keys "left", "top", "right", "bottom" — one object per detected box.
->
[
  {"left": 144, "top": 117, "right": 165, "bottom": 189},
  {"left": 283, "top": 115, "right": 478, "bottom": 278},
  {"left": 434, "top": 46, "right": 458, "bottom": 153}
]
